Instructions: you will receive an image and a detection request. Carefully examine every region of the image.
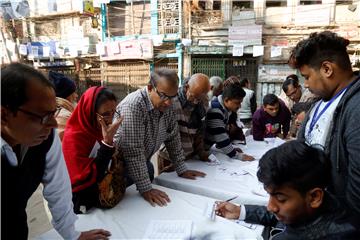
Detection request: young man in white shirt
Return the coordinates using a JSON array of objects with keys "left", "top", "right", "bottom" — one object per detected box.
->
[{"left": 289, "top": 31, "right": 360, "bottom": 221}]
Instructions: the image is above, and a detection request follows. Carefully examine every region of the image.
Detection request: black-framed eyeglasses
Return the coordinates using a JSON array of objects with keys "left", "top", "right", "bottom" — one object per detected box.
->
[
  {"left": 96, "top": 109, "right": 121, "bottom": 119},
  {"left": 153, "top": 85, "right": 177, "bottom": 101},
  {"left": 17, "top": 106, "right": 61, "bottom": 125}
]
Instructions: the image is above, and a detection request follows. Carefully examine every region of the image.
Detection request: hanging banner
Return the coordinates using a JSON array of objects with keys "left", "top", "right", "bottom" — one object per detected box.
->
[
  {"left": 100, "top": 39, "right": 153, "bottom": 61},
  {"left": 19, "top": 44, "right": 27, "bottom": 55},
  {"left": 232, "top": 45, "right": 244, "bottom": 57},
  {"left": 228, "top": 25, "right": 262, "bottom": 46},
  {"left": 253, "top": 45, "right": 264, "bottom": 57}
]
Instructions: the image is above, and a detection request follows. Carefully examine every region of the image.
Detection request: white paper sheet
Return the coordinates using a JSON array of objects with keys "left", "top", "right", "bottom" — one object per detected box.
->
[
  {"left": 19, "top": 44, "right": 27, "bottom": 55},
  {"left": 270, "top": 46, "right": 282, "bottom": 58},
  {"left": 143, "top": 220, "right": 193, "bottom": 240}
]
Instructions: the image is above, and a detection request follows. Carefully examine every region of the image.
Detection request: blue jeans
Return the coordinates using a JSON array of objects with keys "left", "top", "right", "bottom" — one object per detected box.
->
[{"left": 125, "top": 161, "right": 154, "bottom": 187}]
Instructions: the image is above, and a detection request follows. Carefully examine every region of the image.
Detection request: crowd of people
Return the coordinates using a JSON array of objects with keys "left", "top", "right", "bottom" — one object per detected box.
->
[{"left": 2, "top": 31, "right": 360, "bottom": 240}]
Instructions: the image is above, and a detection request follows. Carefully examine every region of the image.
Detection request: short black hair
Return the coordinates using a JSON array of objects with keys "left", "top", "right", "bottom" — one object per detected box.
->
[
  {"left": 257, "top": 140, "right": 330, "bottom": 195},
  {"left": 1, "top": 63, "right": 54, "bottom": 112},
  {"left": 263, "top": 94, "right": 279, "bottom": 106},
  {"left": 282, "top": 74, "right": 299, "bottom": 92},
  {"left": 289, "top": 31, "right": 351, "bottom": 70},
  {"left": 239, "top": 78, "right": 249, "bottom": 88},
  {"left": 95, "top": 88, "right": 117, "bottom": 112},
  {"left": 292, "top": 102, "right": 312, "bottom": 115},
  {"left": 222, "top": 82, "right": 246, "bottom": 100},
  {"left": 150, "top": 68, "right": 179, "bottom": 87}
]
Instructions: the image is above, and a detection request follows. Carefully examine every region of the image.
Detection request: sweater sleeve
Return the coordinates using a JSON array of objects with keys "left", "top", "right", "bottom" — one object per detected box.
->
[
  {"left": 206, "top": 108, "right": 236, "bottom": 157},
  {"left": 42, "top": 132, "right": 80, "bottom": 240},
  {"left": 94, "top": 142, "right": 115, "bottom": 181},
  {"left": 252, "top": 110, "right": 265, "bottom": 141},
  {"left": 244, "top": 205, "right": 279, "bottom": 227}
]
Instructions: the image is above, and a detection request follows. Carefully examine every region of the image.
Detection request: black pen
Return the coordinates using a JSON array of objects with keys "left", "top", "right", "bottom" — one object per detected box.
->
[{"left": 225, "top": 195, "right": 238, "bottom": 202}]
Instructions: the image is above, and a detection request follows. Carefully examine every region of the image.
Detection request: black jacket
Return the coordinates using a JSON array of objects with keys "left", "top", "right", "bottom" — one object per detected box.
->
[
  {"left": 244, "top": 193, "right": 359, "bottom": 240},
  {"left": 298, "top": 74, "right": 360, "bottom": 219}
]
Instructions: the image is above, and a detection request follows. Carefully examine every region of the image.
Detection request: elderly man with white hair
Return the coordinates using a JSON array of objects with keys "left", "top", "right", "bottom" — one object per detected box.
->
[{"left": 208, "top": 76, "right": 223, "bottom": 102}]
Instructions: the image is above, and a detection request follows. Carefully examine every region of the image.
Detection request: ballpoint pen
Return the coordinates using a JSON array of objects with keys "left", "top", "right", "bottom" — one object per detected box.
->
[
  {"left": 211, "top": 196, "right": 239, "bottom": 220},
  {"left": 225, "top": 195, "right": 238, "bottom": 202}
]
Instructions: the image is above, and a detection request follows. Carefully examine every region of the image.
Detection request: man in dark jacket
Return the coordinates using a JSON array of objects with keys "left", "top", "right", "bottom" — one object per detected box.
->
[
  {"left": 216, "top": 140, "right": 359, "bottom": 239},
  {"left": 289, "top": 31, "right": 360, "bottom": 220},
  {"left": 1, "top": 63, "right": 110, "bottom": 240}
]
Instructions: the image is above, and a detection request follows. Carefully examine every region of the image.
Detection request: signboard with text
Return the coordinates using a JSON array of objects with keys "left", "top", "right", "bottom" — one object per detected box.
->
[
  {"left": 228, "top": 25, "right": 262, "bottom": 46},
  {"left": 100, "top": 39, "right": 153, "bottom": 61}
]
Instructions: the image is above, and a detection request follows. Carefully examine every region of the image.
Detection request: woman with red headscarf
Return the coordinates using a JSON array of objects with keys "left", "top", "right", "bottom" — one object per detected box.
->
[{"left": 62, "top": 86, "right": 122, "bottom": 213}]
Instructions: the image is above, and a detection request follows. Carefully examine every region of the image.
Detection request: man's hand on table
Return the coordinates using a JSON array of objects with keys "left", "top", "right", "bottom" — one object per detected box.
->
[
  {"left": 234, "top": 152, "right": 255, "bottom": 161},
  {"left": 179, "top": 170, "right": 206, "bottom": 180},
  {"left": 142, "top": 188, "right": 170, "bottom": 207},
  {"left": 79, "top": 229, "right": 111, "bottom": 240},
  {"left": 215, "top": 202, "right": 241, "bottom": 219}
]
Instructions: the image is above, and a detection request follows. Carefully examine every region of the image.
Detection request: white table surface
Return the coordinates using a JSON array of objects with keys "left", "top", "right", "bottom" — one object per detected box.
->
[
  {"left": 34, "top": 184, "right": 263, "bottom": 240},
  {"left": 155, "top": 136, "right": 285, "bottom": 206}
]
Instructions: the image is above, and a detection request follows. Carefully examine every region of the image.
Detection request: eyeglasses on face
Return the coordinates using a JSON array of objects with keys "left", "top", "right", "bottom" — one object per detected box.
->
[
  {"left": 17, "top": 106, "right": 61, "bottom": 125},
  {"left": 286, "top": 88, "right": 299, "bottom": 98},
  {"left": 153, "top": 85, "right": 177, "bottom": 101},
  {"left": 96, "top": 109, "right": 121, "bottom": 119}
]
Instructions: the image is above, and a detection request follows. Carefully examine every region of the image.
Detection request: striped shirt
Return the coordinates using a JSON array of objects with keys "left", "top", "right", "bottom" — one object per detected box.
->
[
  {"left": 114, "top": 87, "right": 187, "bottom": 193},
  {"left": 170, "top": 87, "right": 207, "bottom": 158},
  {"left": 204, "top": 95, "right": 236, "bottom": 157}
]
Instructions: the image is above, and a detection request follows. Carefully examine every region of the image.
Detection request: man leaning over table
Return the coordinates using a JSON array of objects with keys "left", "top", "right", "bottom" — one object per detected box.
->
[
  {"left": 158, "top": 73, "right": 211, "bottom": 172},
  {"left": 1, "top": 63, "right": 110, "bottom": 240},
  {"left": 114, "top": 68, "right": 206, "bottom": 207}
]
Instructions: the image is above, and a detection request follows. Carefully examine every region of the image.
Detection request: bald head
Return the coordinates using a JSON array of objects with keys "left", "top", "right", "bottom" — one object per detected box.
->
[{"left": 187, "top": 73, "right": 210, "bottom": 94}]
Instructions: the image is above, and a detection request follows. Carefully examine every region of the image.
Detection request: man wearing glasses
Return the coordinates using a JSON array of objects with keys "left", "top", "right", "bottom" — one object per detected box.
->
[
  {"left": 158, "top": 73, "right": 211, "bottom": 172},
  {"left": 1, "top": 63, "right": 110, "bottom": 240},
  {"left": 114, "top": 69, "right": 206, "bottom": 207},
  {"left": 279, "top": 74, "right": 316, "bottom": 111}
]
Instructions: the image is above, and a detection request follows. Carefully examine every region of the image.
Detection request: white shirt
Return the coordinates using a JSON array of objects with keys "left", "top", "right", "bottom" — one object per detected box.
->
[
  {"left": 1, "top": 131, "right": 80, "bottom": 240},
  {"left": 305, "top": 91, "right": 346, "bottom": 148}
]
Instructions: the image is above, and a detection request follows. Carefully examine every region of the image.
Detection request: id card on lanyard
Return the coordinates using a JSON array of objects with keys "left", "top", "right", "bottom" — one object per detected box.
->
[{"left": 306, "top": 79, "right": 357, "bottom": 139}]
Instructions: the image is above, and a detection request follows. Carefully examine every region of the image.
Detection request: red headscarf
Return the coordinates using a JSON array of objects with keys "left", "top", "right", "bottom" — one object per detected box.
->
[{"left": 62, "top": 86, "right": 104, "bottom": 192}]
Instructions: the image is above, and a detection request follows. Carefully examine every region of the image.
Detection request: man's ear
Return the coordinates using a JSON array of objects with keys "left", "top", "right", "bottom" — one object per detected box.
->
[
  {"left": 1, "top": 106, "right": 10, "bottom": 126},
  {"left": 307, "top": 188, "right": 324, "bottom": 209},
  {"left": 147, "top": 84, "right": 153, "bottom": 92},
  {"left": 320, "top": 61, "right": 334, "bottom": 78},
  {"left": 185, "top": 83, "right": 189, "bottom": 91}
]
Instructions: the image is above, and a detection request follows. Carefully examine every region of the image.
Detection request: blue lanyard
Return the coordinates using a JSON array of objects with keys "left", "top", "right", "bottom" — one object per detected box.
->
[{"left": 308, "top": 82, "right": 354, "bottom": 137}]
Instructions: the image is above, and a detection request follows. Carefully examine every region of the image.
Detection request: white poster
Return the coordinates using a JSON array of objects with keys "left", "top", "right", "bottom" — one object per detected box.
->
[
  {"left": 110, "top": 41, "right": 120, "bottom": 54},
  {"left": 69, "top": 46, "right": 78, "bottom": 57},
  {"left": 232, "top": 44, "right": 244, "bottom": 57},
  {"left": 42, "top": 46, "right": 50, "bottom": 57},
  {"left": 271, "top": 46, "right": 282, "bottom": 58},
  {"left": 253, "top": 45, "right": 264, "bottom": 57},
  {"left": 19, "top": 44, "right": 27, "bottom": 55},
  {"left": 96, "top": 43, "right": 106, "bottom": 55}
]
